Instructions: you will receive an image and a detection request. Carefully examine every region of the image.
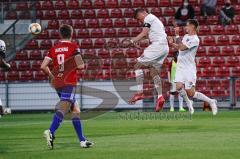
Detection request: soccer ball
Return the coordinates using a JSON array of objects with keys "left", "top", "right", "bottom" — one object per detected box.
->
[{"left": 28, "top": 23, "right": 41, "bottom": 35}]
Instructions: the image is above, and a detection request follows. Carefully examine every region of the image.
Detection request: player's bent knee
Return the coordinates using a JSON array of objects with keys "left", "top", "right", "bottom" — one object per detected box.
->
[
  {"left": 186, "top": 89, "right": 195, "bottom": 97},
  {"left": 176, "top": 83, "right": 183, "bottom": 91}
]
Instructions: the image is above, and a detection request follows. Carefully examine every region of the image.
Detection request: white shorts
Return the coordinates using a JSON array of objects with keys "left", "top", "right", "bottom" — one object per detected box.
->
[
  {"left": 137, "top": 43, "right": 169, "bottom": 70},
  {"left": 175, "top": 67, "right": 197, "bottom": 89},
  {"left": 170, "top": 82, "right": 177, "bottom": 92}
]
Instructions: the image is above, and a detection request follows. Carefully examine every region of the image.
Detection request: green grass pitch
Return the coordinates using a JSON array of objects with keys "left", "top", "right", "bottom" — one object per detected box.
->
[{"left": 0, "top": 111, "right": 240, "bottom": 159}]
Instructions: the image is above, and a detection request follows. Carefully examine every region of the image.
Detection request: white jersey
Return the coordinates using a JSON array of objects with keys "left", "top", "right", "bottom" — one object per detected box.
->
[
  {"left": 144, "top": 14, "right": 167, "bottom": 44},
  {"left": 177, "top": 34, "right": 200, "bottom": 70}
]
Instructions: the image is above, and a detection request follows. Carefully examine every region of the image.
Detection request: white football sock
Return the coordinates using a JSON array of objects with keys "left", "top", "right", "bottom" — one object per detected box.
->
[
  {"left": 193, "top": 91, "right": 212, "bottom": 104},
  {"left": 178, "top": 89, "right": 191, "bottom": 107},
  {"left": 170, "top": 94, "right": 174, "bottom": 109},
  {"left": 178, "top": 94, "right": 183, "bottom": 109}
]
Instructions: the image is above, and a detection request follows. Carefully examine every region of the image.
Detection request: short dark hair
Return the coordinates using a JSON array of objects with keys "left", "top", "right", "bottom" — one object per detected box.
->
[
  {"left": 59, "top": 24, "right": 73, "bottom": 39},
  {"left": 187, "top": 19, "right": 199, "bottom": 29},
  {"left": 134, "top": 8, "right": 147, "bottom": 19}
]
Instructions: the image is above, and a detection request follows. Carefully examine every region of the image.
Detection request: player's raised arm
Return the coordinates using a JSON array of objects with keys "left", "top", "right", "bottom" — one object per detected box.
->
[
  {"left": 41, "top": 55, "right": 54, "bottom": 80},
  {"left": 130, "top": 8, "right": 150, "bottom": 44},
  {"left": 168, "top": 27, "right": 188, "bottom": 51}
]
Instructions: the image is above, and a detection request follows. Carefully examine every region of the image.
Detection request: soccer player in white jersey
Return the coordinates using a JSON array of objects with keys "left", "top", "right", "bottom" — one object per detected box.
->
[
  {"left": 127, "top": 8, "right": 169, "bottom": 112},
  {"left": 0, "top": 40, "right": 11, "bottom": 118},
  {"left": 168, "top": 19, "right": 217, "bottom": 115}
]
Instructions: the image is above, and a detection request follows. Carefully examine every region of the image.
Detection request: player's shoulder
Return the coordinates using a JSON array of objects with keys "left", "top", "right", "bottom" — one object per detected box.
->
[{"left": 144, "top": 13, "right": 156, "bottom": 22}]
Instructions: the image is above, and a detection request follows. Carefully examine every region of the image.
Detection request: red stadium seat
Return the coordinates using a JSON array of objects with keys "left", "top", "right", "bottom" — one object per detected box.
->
[
  {"left": 236, "top": 46, "right": 240, "bottom": 56},
  {"left": 0, "top": 72, "right": 5, "bottom": 81},
  {"left": 198, "top": 25, "right": 211, "bottom": 35},
  {"left": 146, "top": 0, "right": 158, "bottom": 7},
  {"left": 132, "top": 0, "right": 145, "bottom": 7},
  {"left": 212, "top": 57, "right": 225, "bottom": 67},
  {"left": 9, "top": 61, "right": 17, "bottom": 70},
  {"left": 93, "top": 0, "right": 105, "bottom": 8},
  {"left": 87, "top": 19, "right": 99, "bottom": 28},
  {"left": 15, "top": 50, "right": 28, "bottom": 60},
  {"left": 231, "top": 35, "right": 240, "bottom": 45},
  {"left": 212, "top": 87, "right": 227, "bottom": 97},
  {"left": 119, "top": 0, "right": 132, "bottom": 7},
  {"left": 128, "top": 59, "right": 137, "bottom": 69},
  {"left": 60, "top": 19, "right": 73, "bottom": 26},
  {"left": 37, "top": 30, "right": 49, "bottom": 39},
  {"left": 35, "top": 1, "right": 41, "bottom": 10},
  {"left": 42, "top": 1, "right": 54, "bottom": 10},
  {"left": 44, "top": 10, "right": 57, "bottom": 19},
  {"left": 159, "top": 17, "right": 167, "bottom": 26},
  {"left": 232, "top": 66, "right": 240, "bottom": 77},
  {"left": 114, "top": 18, "right": 126, "bottom": 27},
  {"left": 36, "top": 10, "right": 44, "bottom": 19},
  {"left": 203, "top": 36, "right": 216, "bottom": 46},
  {"left": 29, "top": 50, "right": 42, "bottom": 60},
  {"left": 159, "top": 0, "right": 170, "bottom": 7},
  {"left": 58, "top": 10, "right": 70, "bottom": 19},
  {"left": 113, "top": 59, "right": 127, "bottom": 69},
  {"left": 84, "top": 9, "right": 96, "bottom": 18},
  {"left": 18, "top": 61, "right": 31, "bottom": 71},
  {"left": 101, "top": 18, "right": 113, "bottom": 28},
  {"left": 81, "top": 39, "right": 93, "bottom": 49},
  {"left": 226, "top": 56, "right": 239, "bottom": 67},
  {"left": 172, "top": 0, "right": 183, "bottom": 6},
  {"left": 55, "top": 0, "right": 66, "bottom": 9},
  {"left": 196, "top": 80, "right": 207, "bottom": 89},
  {"left": 150, "top": 8, "right": 162, "bottom": 17},
  {"left": 81, "top": 0, "right": 92, "bottom": 8},
  {"left": 104, "top": 28, "right": 117, "bottom": 37},
  {"left": 71, "top": 10, "right": 82, "bottom": 19},
  {"left": 126, "top": 48, "right": 138, "bottom": 58},
  {"left": 68, "top": 0, "right": 79, "bottom": 9},
  {"left": 197, "top": 46, "right": 207, "bottom": 56},
  {"left": 97, "top": 9, "right": 109, "bottom": 18},
  {"left": 74, "top": 19, "right": 86, "bottom": 28},
  {"left": 235, "top": 5, "right": 240, "bottom": 14},
  {"left": 94, "top": 38, "right": 106, "bottom": 48},
  {"left": 217, "top": 35, "right": 230, "bottom": 45},
  {"left": 198, "top": 57, "right": 211, "bottom": 67},
  {"left": 117, "top": 28, "right": 130, "bottom": 37},
  {"left": 91, "top": 28, "right": 103, "bottom": 38},
  {"left": 32, "top": 60, "right": 42, "bottom": 70},
  {"left": 40, "top": 40, "right": 52, "bottom": 49},
  {"left": 234, "top": 15, "right": 240, "bottom": 24},
  {"left": 225, "top": 25, "right": 239, "bottom": 34},
  {"left": 212, "top": 25, "right": 224, "bottom": 35},
  {"left": 101, "top": 59, "right": 111, "bottom": 69},
  {"left": 221, "top": 46, "right": 234, "bottom": 56},
  {"left": 194, "top": 6, "right": 201, "bottom": 15},
  {"left": 110, "top": 8, "right": 122, "bottom": 18},
  {"left": 77, "top": 29, "right": 90, "bottom": 38},
  {"left": 208, "top": 46, "right": 220, "bottom": 56},
  {"left": 16, "top": 2, "right": 28, "bottom": 10},
  {"left": 20, "top": 71, "right": 33, "bottom": 81},
  {"left": 207, "top": 16, "right": 219, "bottom": 25},
  {"left": 202, "top": 67, "right": 215, "bottom": 77},
  {"left": 221, "top": 80, "right": 229, "bottom": 89},
  {"left": 19, "top": 11, "right": 31, "bottom": 19},
  {"left": 106, "top": 38, "right": 119, "bottom": 48},
  {"left": 5, "top": 11, "right": 17, "bottom": 19},
  {"left": 131, "top": 27, "right": 142, "bottom": 36},
  {"left": 98, "top": 49, "right": 110, "bottom": 59},
  {"left": 106, "top": 0, "right": 118, "bottom": 8},
  {"left": 216, "top": 67, "right": 230, "bottom": 77},
  {"left": 7, "top": 71, "right": 19, "bottom": 81},
  {"left": 50, "top": 30, "right": 60, "bottom": 39},
  {"left": 163, "top": 7, "right": 175, "bottom": 16},
  {"left": 127, "top": 18, "right": 140, "bottom": 27},
  {"left": 208, "top": 79, "right": 221, "bottom": 88},
  {"left": 123, "top": 8, "right": 134, "bottom": 18},
  {"left": 48, "top": 20, "right": 59, "bottom": 29},
  {"left": 35, "top": 71, "right": 47, "bottom": 80},
  {"left": 26, "top": 40, "right": 39, "bottom": 49}
]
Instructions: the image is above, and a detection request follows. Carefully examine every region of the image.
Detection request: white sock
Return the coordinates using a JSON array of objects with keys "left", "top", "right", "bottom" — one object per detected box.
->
[
  {"left": 158, "top": 94, "right": 162, "bottom": 98},
  {"left": 178, "top": 94, "right": 183, "bottom": 109},
  {"left": 193, "top": 91, "right": 213, "bottom": 104},
  {"left": 178, "top": 89, "right": 191, "bottom": 107},
  {"left": 170, "top": 94, "right": 174, "bottom": 109}
]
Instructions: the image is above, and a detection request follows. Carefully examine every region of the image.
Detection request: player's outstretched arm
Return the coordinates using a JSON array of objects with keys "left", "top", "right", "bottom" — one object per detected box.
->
[
  {"left": 75, "top": 54, "right": 84, "bottom": 69},
  {"left": 131, "top": 27, "right": 150, "bottom": 43},
  {"left": 41, "top": 58, "right": 54, "bottom": 80},
  {"left": 0, "top": 57, "right": 11, "bottom": 69}
]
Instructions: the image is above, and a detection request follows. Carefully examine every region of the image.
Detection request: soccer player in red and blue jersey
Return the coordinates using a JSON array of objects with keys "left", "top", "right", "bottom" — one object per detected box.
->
[{"left": 41, "top": 24, "right": 93, "bottom": 149}]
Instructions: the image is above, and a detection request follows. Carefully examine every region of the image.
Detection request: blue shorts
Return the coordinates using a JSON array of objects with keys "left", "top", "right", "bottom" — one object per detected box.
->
[{"left": 56, "top": 86, "right": 76, "bottom": 104}]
